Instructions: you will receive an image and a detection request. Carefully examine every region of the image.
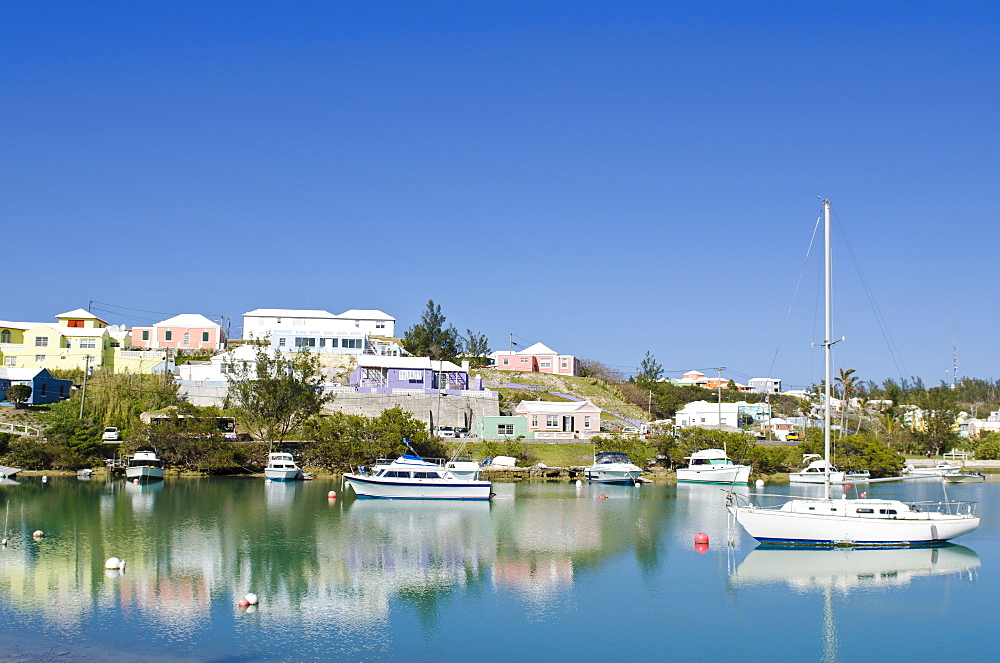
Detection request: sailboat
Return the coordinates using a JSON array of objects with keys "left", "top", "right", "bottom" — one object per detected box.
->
[{"left": 726, "top": 201, "right": 979, "bottom": 545}]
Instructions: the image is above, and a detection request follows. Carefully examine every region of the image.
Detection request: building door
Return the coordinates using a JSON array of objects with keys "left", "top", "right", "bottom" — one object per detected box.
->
[{"left": 562, "top": 416, "right": 575, "bottom": 432}]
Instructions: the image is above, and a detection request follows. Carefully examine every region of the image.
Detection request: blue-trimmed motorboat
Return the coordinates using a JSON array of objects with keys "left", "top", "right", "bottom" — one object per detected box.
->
[
  {"left": 584, "top": 451, "right": 643, "bottom": 485},
  {"left": 344, "top": 454, "right": 493, "bottom": 500}
]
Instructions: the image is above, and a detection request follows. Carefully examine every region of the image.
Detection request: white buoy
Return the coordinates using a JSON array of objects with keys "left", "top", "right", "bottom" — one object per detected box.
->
[
  {"left": 755, "top": 479, "right": 765, "bottom": 487},
  {"left": 105, "top": 569, "right": 120, "bottom": 579},
  {"left": 105, "top": 557, "right": 122, "bottom": 569},
  {"left": 245, "top": 593, "right": 259, "bottom": 605},
  {"left": 244, "top": 604, "right": 258, "bottom": 614},
  {"left": 32, "top": 530, "right": 44, "bottom": 538},
  {"left": 41, "top": 476, "right": 48, "bottom": 483},
  {"left": 327, "top": 490, "right": 337, "bottom": 498}
]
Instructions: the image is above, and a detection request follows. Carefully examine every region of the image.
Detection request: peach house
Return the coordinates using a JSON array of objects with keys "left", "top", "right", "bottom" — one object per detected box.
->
[
  {"left": 130, "top": 314, "right": 226, "bottom": 351},
  {"left": 514, "top": 400, "right": 602, "bottom": 439},
  {"left": 490, "top": 342, "right": 579, "bottom": 376}
]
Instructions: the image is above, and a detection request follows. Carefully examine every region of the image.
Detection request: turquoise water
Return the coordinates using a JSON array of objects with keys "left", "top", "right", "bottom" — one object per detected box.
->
[{"left": 0, "top": 476, "right": 993, "bottom": 661}]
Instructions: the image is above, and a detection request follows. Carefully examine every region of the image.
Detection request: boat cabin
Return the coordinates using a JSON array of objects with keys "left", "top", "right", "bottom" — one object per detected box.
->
[
  {"left": 593, "top": 451, "right": 635, "bottom": 465},
  {"left": 128, "top": 447, "right": 163, "bottom": 469},
  {"left": 685, "top": 449, "right": 736, "bottom": 466}
]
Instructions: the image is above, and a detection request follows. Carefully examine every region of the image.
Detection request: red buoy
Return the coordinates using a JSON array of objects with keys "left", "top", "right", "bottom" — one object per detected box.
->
[
  {"left": 599, "top": 494, "right": 608, "bottom": 500},
  {"left": 694, "top": 532, "right": 709, "bottom": 545},
  {"left": 694, "top": 543, "right": 710, "bottom": 554},
  {"left": 238, "top": 599, "right": 250, "bottom": 607}
]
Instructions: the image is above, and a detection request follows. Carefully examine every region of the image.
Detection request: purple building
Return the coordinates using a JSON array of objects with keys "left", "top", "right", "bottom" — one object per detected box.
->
[{"left": 350, "top": 356, "right": 473, "bottom": 394}]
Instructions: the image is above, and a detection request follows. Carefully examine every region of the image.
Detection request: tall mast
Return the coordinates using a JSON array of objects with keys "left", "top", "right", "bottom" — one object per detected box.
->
[{"left": 823, "top": 199, "right": 832, "bottom": 500}]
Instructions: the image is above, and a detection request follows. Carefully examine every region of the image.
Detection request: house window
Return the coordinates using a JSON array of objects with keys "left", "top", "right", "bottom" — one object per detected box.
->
[
  {"left": 4, "top": 357, "right": 14, "bottom": 366},
  {"left": 561, "top": 358, "right": 568, "bottom": 368},
  {"left": 399, "top": 370, "right": 422, "bottom": 381},
  {"left": 40, "top": 384, "right": 46, "bottom": 396},
  {"left": 35, "top": 337, "right": 48, "bottom": 347},
  {"left": 376, "top": 322, "right": 385, "bottom": 329},
  {"left": 278, "top": 338, "right": 286, "bottom": 347},
  {"left": 531, "top": 415, "right": 538, "bottom": 427},
  {"left": 502, "top": 358, "right": 509, "bottom": 365},
  {"left": 79, "top": 338, "right": 96, "bottom": 349},
  {"left": 35, "top": 355, "right": 46, "bottom": 363},
  {"left": 202, "top": 332, "right": 209, "bottom": 342},
  {"left": 585, "top": 416, "right": 591, "bottom": 428},
  {"left": 67, "top": 319, "right": 84, "bottom": 328},
  {"left": 540, "top": 359, "right": 551, "bottom": 369},
  {"left": 165, "top": 331, "right": 173, "bottom": 341},
  {"left": 342, "top": 338, "right": 362, "bottom": 349},
  {"left": 183, "top": 333, "right": 190, "bottom": 346},
  {"left": 319, "top": 338, "right": 326, "bottom": 347},
  {"left": 520, "top": 357, "right": 528, "bottom": 363},
  {"left": 546, "top": 416, "right": 558, "bottom": 427},
  {"left": 0, "top": 330, "right": 9, "bottom": 343},
  {"left": 328, "top": 338, "right": 339, "bottom": 348},
  {"left": 220, "top": 363, "right": 229, "bottom": 374},
  {"left": 498, "top": 424, "right": 514, "bottom": 435},
  {"left": 141, "top": 331, "right": 150, "bottom": 341},
  {"left": 295, "top": 337, "right": 316, "bottom": 347}
]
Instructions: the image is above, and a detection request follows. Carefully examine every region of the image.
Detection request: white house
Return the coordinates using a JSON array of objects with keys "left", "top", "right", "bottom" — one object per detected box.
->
[
  {"left": 176, "top": 345, "right": 260, "bottom": 382},
  {"left": 748, "top": 377, "right": 782, "bottom": 394},
  {"left": 674, "top": 400, "right": 771, "bottom": 429},
  {"left": 241, "top": 308, "right": 398, "bottom": 355}
]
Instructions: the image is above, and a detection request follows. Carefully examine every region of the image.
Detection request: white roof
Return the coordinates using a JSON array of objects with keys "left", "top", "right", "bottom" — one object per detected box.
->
[
  {"left": 338, "top": 309, "right": 395, "bottom": 321},
  {"left": 356, "top": 356, "right": 464, "bottom": 372},
  {"left": 56, "top": 309, "right": 108, "bottom": 323},
  {"left": 517, "top": 342, "right": 558, "bottom": 355},
  {"left": 0, "top": 320, "right": 38, "bottom": 330},
  {"left": 0, "top": 367, "right": 50, "bottom": 381},
  {"left": 243, "top": 309, "right": 338, "bottom": 319},
  {"left": 154, "top": 314, "right": 220, "bottom": 328},
  {"left": 515, "top": 400, "right": 598, "bottom": 413},
  {"left": 41, "top": 324, "right": 107, "bottom": 337}
]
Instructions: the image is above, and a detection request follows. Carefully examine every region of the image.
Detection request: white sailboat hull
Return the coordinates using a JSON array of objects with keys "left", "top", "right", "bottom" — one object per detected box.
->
[
  {"left": 677, "top": 465, "right": 751, "bottom": 484},
  {"left": 345, "top": 474, "right": 492, "bottom": 500},
  {"left": 729, "top": 503, "right": 980, "bottom": 545}
]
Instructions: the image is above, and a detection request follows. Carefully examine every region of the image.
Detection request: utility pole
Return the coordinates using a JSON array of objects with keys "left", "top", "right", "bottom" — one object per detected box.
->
[
  {"left": 714, "top": 366, "right": 726, "bottom": 452},
  {"left": 79, "top": 355, "right": 92, "bottom": 419}
]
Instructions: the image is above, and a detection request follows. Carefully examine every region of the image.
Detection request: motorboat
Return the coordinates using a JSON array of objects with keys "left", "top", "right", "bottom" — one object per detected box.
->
[
  {"left": 125, "top": 446, "right": 165, "bottom": 482},
  {"left": 443, "top": 456, "right": 483, "bottom": 480},
  {"left": 583, "top": 451, "right": 643, "bottom": 485},
  {"left": 789, "top": 455, "right": 846, "bottom": 484},
  {"left": 676, "top": 448, "right": 751, "bottom": 484},
  {"left": 345, "top": 452, "right": 493, "bottom": 500},
  {"left": 944, "top": 472, "right": 986, "bottom": 484},
  {"left": 264, "top": 452, "right": 305, "bottom": 481},
  {"left": 727, "top": 201, "right": 979, "bottom": 546},
  {"left": 904, "top": 462, "right": 962, "bottom": 477}
]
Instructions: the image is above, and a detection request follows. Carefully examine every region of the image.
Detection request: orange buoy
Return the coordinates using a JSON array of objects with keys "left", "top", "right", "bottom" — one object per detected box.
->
[
  {"left": 694, "top": 532, "right": 709, "bottom": 545},
  {"left": 599, "top": 494, "right": 608, "bottom": 500}
]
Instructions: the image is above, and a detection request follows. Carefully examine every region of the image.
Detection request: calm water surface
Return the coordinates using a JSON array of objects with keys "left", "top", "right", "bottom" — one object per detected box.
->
[{"left": 0, "top": 476, "right": 994, "bottom": 662}]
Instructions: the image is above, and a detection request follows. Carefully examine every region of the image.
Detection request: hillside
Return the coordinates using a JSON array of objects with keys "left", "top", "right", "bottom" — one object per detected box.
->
[{"left": 474, "top": 368, "right": 649, "bottom": 428}]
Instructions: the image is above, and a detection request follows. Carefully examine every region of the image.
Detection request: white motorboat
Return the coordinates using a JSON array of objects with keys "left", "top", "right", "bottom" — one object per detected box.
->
[
  {"left": 904, "top": 462, "right": 962, "bottom": 477},
  {"left": 264, "top": 452, "right": 305, "bottom": 481},
  {"left": 727, "top": 201, "right": 979, "bottom": 546},
  {"left": 345, "top": 453, "right": 493, "bottom": 500},
  {"left": 944, "top": 472, "right": 986, "bottom": 484},
  {"left": 583, "top": 451, "right": 643, "bottom": 485},
  {"left": 125, "top": 446, "right": 165, "bottom": 482},
  {"left": 443, "top": 457, "right": 483, "bottom": 480},
  {"left": 676, "top": 448, "right": 751, "bottom": 484},
  {"left": 789, "top": 455, "right": 846, "bottom": 484}
]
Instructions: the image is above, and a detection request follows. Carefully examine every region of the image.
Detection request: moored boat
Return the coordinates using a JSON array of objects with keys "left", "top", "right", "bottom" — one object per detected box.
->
[
  {"left": 676, "top": 448, "right": 751, "bottom": 484},
  {"left": 904, "top": 462, "right": 962, "bottom": 477},
  {"left": 125, "top": 446, "right": 164, "bottom": 482},
  {"left": 789, "top": 455, "right": 847, "bottom": 485},
  {"left": 583, "top": 451, "right": 643, "bottom": 485},
  {"left": 264, "top": 452, "right": 305, "bottom": 481},
  {"left": 943, "top": 472, "right": 986, "bottom": 484},
  {"left": 345, "top": 452, "right": 493, "bottom": 500}
]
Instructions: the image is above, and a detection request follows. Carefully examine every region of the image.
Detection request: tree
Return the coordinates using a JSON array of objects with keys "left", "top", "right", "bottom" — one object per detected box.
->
[
  {"left": 403, "top": 300, "right": 463, "bottom": 361},
  {"left": 835, "top": 367, "right": 858, "bottom": 436},
  {"left": 464, "top": 330, "right": 491, "bottom": 368},
  {"left": 579, "top": 359, "right": 624, "bottom": 382},
  {"left": 6, "top": 384, "right": 31, "bottom": 408},
  {"left": 227, "top": 346, "right": 332, "bottom": 450},
  {"left": 635, "top": 351, "right": 663, "bottom": 384}
]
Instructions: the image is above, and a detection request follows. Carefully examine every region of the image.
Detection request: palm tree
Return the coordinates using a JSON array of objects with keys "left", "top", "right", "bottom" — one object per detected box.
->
[{"left": 834, "top": 368, "right": 858, "bottom": 437}]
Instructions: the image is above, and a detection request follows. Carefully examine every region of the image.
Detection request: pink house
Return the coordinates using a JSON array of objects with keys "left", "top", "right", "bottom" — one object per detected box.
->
[
  {"left": 491, "top": 342, "right": 579, "bottom": 376},
  {"left": 514, "top": 400, "right": 602, "bottom": 439},
  {"left": 130, "top": 314, "right": 226, "bottom": 351}
]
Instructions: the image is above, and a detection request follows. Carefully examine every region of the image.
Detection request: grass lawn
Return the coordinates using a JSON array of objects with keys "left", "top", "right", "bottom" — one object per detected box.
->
[{"left": 448, "top": 442, "right": 658, "bottom": 467}]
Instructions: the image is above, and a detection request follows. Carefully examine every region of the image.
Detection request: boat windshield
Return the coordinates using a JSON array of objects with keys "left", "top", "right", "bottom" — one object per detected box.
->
[{"left": 595, "top": 452, "right": 633, "bottom": 465}]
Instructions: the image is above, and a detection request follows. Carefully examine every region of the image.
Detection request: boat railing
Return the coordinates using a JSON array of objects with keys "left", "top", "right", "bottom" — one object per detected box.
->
[
  {"left": 904, "top": 500, "right": 978, "bottom": 517},
  {"left": 373, "top": 457, "right": 447, "bottom": 467}
]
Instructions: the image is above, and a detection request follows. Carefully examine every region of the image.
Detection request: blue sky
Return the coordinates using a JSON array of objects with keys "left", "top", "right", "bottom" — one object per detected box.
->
[{"left": 4, "top": 1, "right": 998, "bottom": 389}]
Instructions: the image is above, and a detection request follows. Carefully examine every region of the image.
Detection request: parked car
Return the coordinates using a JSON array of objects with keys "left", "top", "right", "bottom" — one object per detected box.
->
[
  {"left": 436, "top": 426, "right": 456, "bottom": 438},
  {"left": 455, "top": 427, "right": 471, "bottom": 438},
  {"left": 102, "top": 427, "right": 122, "bottom": 442}
]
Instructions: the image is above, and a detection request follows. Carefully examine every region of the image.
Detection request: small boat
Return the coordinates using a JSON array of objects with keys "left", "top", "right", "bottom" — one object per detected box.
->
[
  {"left": 264, "top": 452, "right": 305, "bottom": 481},
  {"left": 584, "top": 451, "right": 643, "bottom": 485},
  {"left": 125, "top": 446, "right": 165, "bottom": 482},
  {"left": 904, "top": 462, "right": 962, "bottom": 477},
  {"left": 345, "top": 447, "right": 492, "bottom": 500},
  {"left": 77, "top": 468, "right": 93, "bottom": 480},
  {"left": 944, "top": 472, "right": 986, "bottom": 484},
  {"left": 844, "top": 469, "right": 871, "bottom": 482},
  {"left": 676, "top": 448, "right": 751, "bottom": 484},
  {"left": 789, "top": 455, "right": 847, "bottom": 484}
]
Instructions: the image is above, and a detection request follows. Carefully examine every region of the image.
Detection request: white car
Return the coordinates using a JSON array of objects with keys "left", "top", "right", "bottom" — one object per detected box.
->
[
  {"left": 436, "top": 426, "right": 456, "bottom": 438},
  {"left": 102, "top": 427, "right": 122, "bottom": 442}
]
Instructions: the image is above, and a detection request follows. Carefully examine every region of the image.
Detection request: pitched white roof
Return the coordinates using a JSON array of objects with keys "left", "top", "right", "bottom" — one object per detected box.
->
[
  {"left": 356, "top": 356, "right": 464, "bottom": 372},
  {"left": 517, "top": 342, "right": 558, "bottom": 355},
  {"left": 338, "top": 309, "right": 395, "bottom": 321},
  {"left": 154, "top": 314, "right": 220, "bottom": 328},
  {"left": 0, "top": 320, "right": 38, "bottom": 330},
  {"left": 243, "top": 309, "right": 337, "bottom": 319},
  {"left": 56, "top": 309, "right": 108, "bottom": 323},
  {"left": 0, "top": 367, "right": 50, "bottom": 381},
  {"left": 515, "top": 400, "right": 598, "bottom": 413}
]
